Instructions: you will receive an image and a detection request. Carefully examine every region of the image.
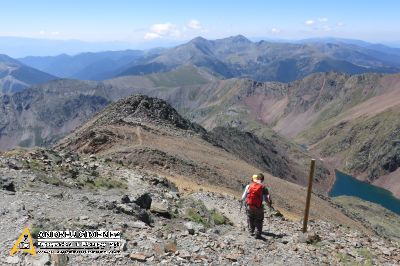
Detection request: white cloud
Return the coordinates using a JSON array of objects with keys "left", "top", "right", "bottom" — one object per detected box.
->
[
  {"left": 271, "top": 28, "right": 281, "bottom": 34},
  {"left": 337, "top": 22, "right": 345, "bottom": 27},
  {"left": 318, "top": 17, "right": 328, "bottom": 22},
  {"left": 144, "top": 32, "right": 161, "bottom": 40},
  {"left": 150, "top": 23, "right": 173, "bottom": 35},
  {"left": 144, "top": 23, "right": 181, "bottom": 40},
  {"left": 39, "top": 30, "right": 46, "bottom": 35},
  {"left": 144, "top": 20, "right": 205, "bottom": 40},
  {"left": 51, "top": 31, "right": 60, "bottom": 35},
  {"left": 187, "top": 19, "right": 201, "bottom": 30},
  {"left": 305, "top": 20, "right": 315, "bottom": 25}
]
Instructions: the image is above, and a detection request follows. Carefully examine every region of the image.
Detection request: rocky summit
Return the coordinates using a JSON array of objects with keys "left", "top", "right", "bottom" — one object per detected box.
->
[{"left": 0, "top": 94, "right": 399, "bottom": 265}]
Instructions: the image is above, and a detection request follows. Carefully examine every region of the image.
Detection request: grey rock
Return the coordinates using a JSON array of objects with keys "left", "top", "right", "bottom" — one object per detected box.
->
[
  {"left": 116, "top": 203, "right": 153, "bottom": 224},
  {"left": 150, "top": 201, "right": 171, "bottom": 218},
  {"left": 129, "top": 253, "right": 148, "bottom": 262},
  {"left": 25, "top": 253, "right": 51, "bottom": 266},
  {"left": 129, "top": 221, "right": 147, "bottom": 229},
  {"left": 1, "top": 176, "right": 16, "bottom": 192},
  {"left": 192, "top": 245, "right": 201, "bottom": 252},
  {"left": 121, "top": 195, "right": 131, "bottom": 204},
  {"left": 164, "top": 238, "right": 177, "bottom": 253},
  {"left": 184, "top": 221, "right": 205, "bottom": 235},
  {"left": 3, "top": 256, "right": 20, "bottom": 264}
]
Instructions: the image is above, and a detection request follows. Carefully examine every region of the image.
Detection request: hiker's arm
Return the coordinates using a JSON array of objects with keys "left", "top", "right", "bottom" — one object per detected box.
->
[{"left": 263, "top": 188, "right": 272, "bottom": 207}]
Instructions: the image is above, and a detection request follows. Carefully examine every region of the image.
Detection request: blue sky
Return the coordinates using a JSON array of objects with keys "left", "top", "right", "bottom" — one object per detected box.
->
[{"left": 1, "top": 0, "right": 399, "bottom": 44}]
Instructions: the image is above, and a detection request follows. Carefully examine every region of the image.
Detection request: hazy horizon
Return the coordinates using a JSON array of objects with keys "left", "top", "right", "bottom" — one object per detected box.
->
[{"left": 1, "top": 0, "right": 400, "bottom": 56}]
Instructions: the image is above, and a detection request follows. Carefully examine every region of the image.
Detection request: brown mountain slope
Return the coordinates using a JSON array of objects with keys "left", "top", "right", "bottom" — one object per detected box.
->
[{"left": 56, "top": 94, "right": 364, "bottom": 229}]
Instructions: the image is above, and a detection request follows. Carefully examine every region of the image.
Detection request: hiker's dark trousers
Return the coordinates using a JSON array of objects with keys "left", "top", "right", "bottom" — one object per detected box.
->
[{"left": 246, "top": 207, "right": 264, "bottom": 236}]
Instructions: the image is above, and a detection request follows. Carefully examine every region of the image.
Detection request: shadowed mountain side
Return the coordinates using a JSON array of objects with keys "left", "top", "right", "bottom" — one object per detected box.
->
[{"left": 208, "top": 127, "right": 330, "bottom": 189}]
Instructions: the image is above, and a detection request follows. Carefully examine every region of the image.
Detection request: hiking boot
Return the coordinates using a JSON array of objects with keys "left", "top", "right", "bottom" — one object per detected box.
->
[
  {"left": 255, "top": 234, "right": 262, "bottom": 239},
  {"left": 250, "top": 232, "right": 255, "bottom": 236}
]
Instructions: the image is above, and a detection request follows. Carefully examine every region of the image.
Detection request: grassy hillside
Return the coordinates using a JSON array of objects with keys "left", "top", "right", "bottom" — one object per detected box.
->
[
  {"left": 144, "top": 65, "right": 215, "bottom": 87},
  {"left": 333, "top": 196, "right": 400, "bottom": 241}
]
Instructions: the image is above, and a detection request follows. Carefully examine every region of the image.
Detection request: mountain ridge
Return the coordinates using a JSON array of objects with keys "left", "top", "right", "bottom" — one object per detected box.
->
[
  {"left": 0, "top": 54, "right": 57, "bottom": 94},
  {"left": 17, "top": 35, "right": 400, "bottom": 82}
]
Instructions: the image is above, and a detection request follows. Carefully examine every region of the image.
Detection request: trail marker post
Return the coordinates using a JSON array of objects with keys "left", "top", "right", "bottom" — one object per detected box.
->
[{"left": 302, "top": 159, "right": 316, "bottom": 233}]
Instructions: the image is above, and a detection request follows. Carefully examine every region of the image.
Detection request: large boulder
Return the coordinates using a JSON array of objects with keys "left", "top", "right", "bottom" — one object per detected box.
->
[
  {"left": 116, "top": 203, "right": 153, "bottom": 225},
  {"left": 135, "top": 193, "right": 152, "bottom": 209}
]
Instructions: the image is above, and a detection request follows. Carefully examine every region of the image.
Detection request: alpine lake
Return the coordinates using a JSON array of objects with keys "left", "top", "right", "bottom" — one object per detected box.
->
[{"left": 329, "top": 170, "right": 400, "bottom": 215}]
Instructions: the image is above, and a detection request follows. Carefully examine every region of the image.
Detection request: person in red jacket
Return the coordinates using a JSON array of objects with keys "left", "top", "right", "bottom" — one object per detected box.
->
[{"left": 241, "top": 173, "right": 272, "bottom": 239}]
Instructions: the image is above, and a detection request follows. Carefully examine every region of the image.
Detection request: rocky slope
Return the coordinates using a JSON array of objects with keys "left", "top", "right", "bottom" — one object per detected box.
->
[
  {"left": 208, "top": 126, "right": 330, "bottom": 188},
  {"left": 0, "top": 80, "right": 111, "bottom": 150},
  {"left": 0, "top": 54, "right": 56, "bottom": 94},
  {"left": 0, "top": 146, "right": 399, "bottom": 265},
  {"left": 332, "top": 196, "right": 400, "bottom": 242}
]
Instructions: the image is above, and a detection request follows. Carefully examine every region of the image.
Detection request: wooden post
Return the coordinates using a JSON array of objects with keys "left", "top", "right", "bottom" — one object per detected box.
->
[{"left": 302, "top": 159, "right": 316, "bottom": 233}]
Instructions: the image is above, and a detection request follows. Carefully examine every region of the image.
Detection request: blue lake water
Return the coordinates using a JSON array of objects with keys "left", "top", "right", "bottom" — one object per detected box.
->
[{"left": 329, "top": 170, "right": 400, "bottom": 215}]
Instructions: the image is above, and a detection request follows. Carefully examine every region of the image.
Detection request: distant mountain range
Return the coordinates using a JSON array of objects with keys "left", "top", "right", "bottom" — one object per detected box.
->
[
  {"left": 0, "top": 54, "right": 56, "bottom": 94},
  {"left": 18, "top": 35, "right": 400, "bottom": 82},
  {"left": 20, "top": 50, "right": 147, "bottom": 80}
]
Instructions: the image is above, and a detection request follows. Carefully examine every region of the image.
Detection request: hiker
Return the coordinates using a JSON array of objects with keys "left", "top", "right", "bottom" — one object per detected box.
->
[{"left": 241, "top": 173, "right": 272, "bottom": 239}]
